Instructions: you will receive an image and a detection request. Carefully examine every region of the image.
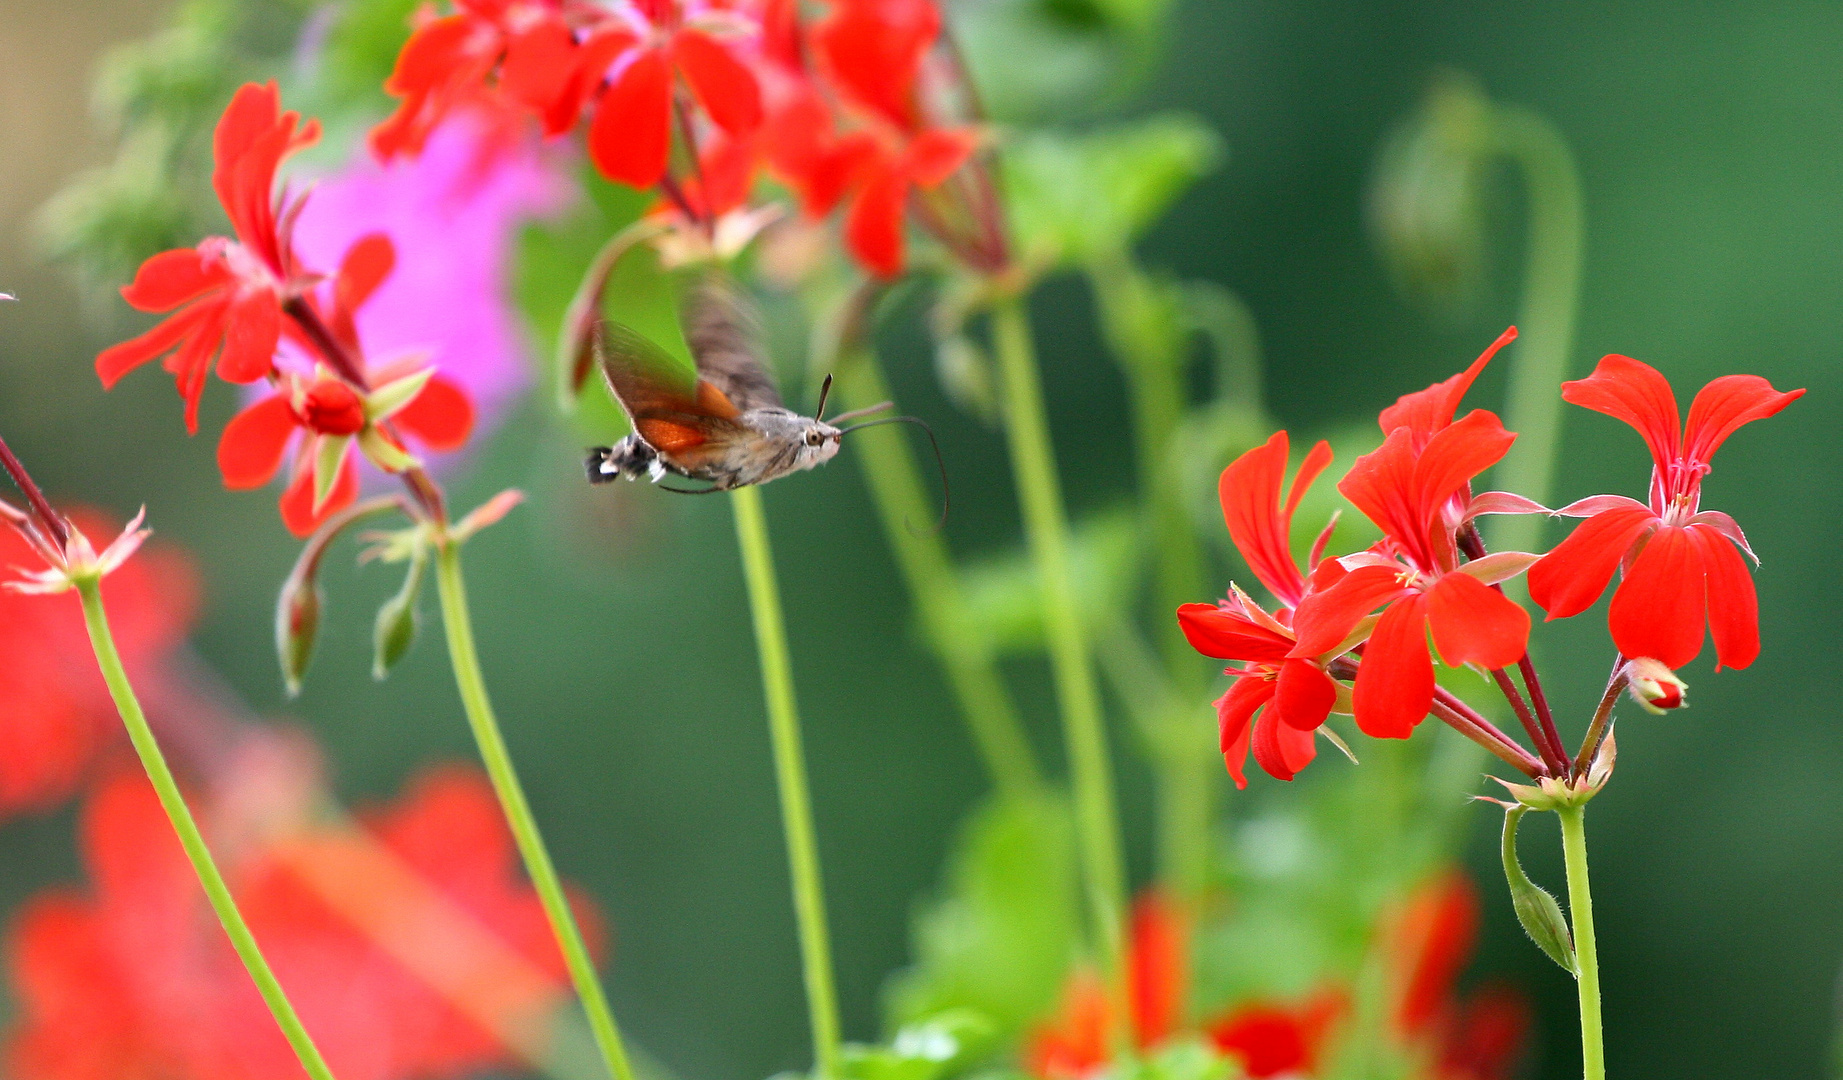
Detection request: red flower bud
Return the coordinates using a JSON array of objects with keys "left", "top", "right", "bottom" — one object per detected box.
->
[
  {"left": 1623, "top": 657, "right": 1688, "bottom": 714},
  {"left": 298, "top": 379, "right": 367, "bottom": 435}
]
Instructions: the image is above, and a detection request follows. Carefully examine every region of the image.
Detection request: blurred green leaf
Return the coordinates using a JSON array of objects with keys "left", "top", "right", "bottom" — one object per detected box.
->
[
  {"left": 313, "top": 0, "right": 418, "bottom": 112},
  {"left": 956, "top": 507, "right": 1140, "bottom": 653},
  {"left": 1004, "top": 115, "right": 1222, "bottom": 268},
  {"left": 884, "top": 796, "right": 1081, "bottom": 1041},
  {"left": 950, "top": 0, "right": 1177, "bottom": 121},
  {"left": 1117, "top": 1039, "right": 1241, "bottom": 1080}
]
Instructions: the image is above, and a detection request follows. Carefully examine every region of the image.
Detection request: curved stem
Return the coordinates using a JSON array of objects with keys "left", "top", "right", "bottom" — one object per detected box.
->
[
  {"left": 992, "top": 295, "right": 1129, "bottom": 986},
  {"left": 730, "top": 486, "right": 843, "bottom": 1078},
  {"left": 1557, "top": 804, "right": 1606, "bottom": 1080},
  {"left": 833, "top": 351, "right": 1043, "bottom": 799},
  {"left": 432, "top": 543, "right": 637, "bottom": 1080},
  {"left": 77, "top": 579, "right": 339, "bottom": 1080},
  {"left": 1486, "top": 105, "right": 1584, "bottom": 556}
]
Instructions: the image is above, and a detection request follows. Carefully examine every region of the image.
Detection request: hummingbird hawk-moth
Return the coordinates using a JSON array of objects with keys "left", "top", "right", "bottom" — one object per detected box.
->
[{"left": 585, "top": 273, "right": 944, "bottom": 503}]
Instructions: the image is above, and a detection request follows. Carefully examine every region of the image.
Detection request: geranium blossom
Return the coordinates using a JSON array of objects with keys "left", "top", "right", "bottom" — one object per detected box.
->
[
  {"left": 1527, "top": 354, "right": 1803, "bottom": 670},
  {"left": 1025, "top": 890, "right": 1185, "bottom": 1075}
]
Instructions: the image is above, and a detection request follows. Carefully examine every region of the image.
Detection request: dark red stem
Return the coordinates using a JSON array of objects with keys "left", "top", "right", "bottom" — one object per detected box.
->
[
  {"left": 1516, "top": 652, "right": 1569, "bottom": 771},
  {"left": 1489, "top": 665, "right": 1570, "bottom": 776},
  {"left": 1455, "top": 523, "right": 1569, "bottom": 772},
  {"left": 0, "top": 435, "right": 69, "bottom": 548},
  {"left": 1573, "top": 654, "right": 1627, "bottom": 779},
  {"left": 1429, "top": 694, "right": 1544, "bottom": 778}
]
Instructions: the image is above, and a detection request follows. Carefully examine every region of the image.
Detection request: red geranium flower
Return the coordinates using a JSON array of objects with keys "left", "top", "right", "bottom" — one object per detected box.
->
[
  {"left": 1205, "top": 989, "right": 1347, "bottom": 1079},
  {"left": 96, "top": 83, "right": 319, "bottom": 432},
  {"left": 1177, "top": 432, "right": 1348, "bottom": 788},
  {"left": 1388, "top": 872, "right": 1530, "bottom": 1080},
  {"left": 1527, "top": 354, "right": 1803, "bottom": 670},
  {"left": 1026, "top": 890, "right": 1186, "bottom": 1077}
]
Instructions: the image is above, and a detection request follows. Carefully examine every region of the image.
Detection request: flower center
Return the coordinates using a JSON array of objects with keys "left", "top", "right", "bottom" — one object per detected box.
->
[{"left": 298, "top": 380, "right": 367, "bottom": 435}]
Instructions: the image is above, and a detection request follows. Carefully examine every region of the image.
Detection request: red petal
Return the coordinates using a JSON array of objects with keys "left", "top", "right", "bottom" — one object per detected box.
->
[
  {"left": 1214, "top": 678, "right": 1272, "bottom": 790},
  {"left": 553, "top": 27, "right": 641, "bottom": 136},
  {"left": 392, "top": 374, "right": 475, "bottom": 452},
  {"left": 1127, "top": 892, "right": 1185, "bottom": 1047},
  {"left": 217, "top": 394, "right": 300, "bottom": 489},
  {"left": 502, "top": 19, "right": 577, "bottom": 118},
  {"left": 673, "top": 30, "right": 762, "bottom": 135},
  {"left": 278, "top": 451, "right": 358, "bottom": 538},
  {"left": 1561, "top": 354, "right": 1682, "bottom": 472},
  {"left": 216, "top": 289, "right": 280, "bottom": 383},
  {"left": 95, "top": 305, "right": 212, "bottom": 389},
  {"left": 1252, "top": 710, "right": 1318, "bottom": 782},
  {"left": 1274, "top": 659, "right": 1336, "bottom": 731},
  {"left": 213, "top": 82, "right": 283, "bottom": 213},
  {"left": 1392, "top": 872, "right": 1480, "bottom": 1038},
  {"left": 1337, "top": 429, "right": 1423, "bottom": 558},
  {"left": 1177, "top": 603, "right": 1291, "bottom": 663},
  {"left": 1682, "top": 374, "right": 1804, "bottom": 464},
  {"left": 335, "top": 233, "right": 395, "bottom": 316},
  {"left": 1289, "top": 564, "right": 1410, "bottom": 658},
  {"left": 1425, "top": 571, "right": 1529, "bottom": 670},
  {"left": 1351, "top": 595, "right": 1433, "bottom": 739},
  {"left": 168, "top": 304, "right": 228, "bottom": 435},
  {"left": 382, "top": 16, "right": 474, "bottom": 97},
  {"left": 1220, "top": 431, "right": 1309, "bottom": 607},
  {"left": 1689, "top": 523, "right": 1759, "bottom": 671},
  {"left": 1379, "top": 326, "right": 1516, "bottom": 444},
  {"left": 904, "top": 127, "right": 977, "bottom": 187},
  {"left": 1411, "top": 409, "right": 1515, "bottom": 525},
  {"left": 844, "top": 161, "right": 907, "bottom": 278},
  {"left": 1527, "top": 504, "right": 1657, "bottom": 620},
  {"left": 120, "top": 248, "right": 232, "bottom": 311},
  {"left": 1607, "top": 525, "right": 1706, "bottom": 669},
  {"left": 811, "top": 0, "right": 939, "bottom": 128},
  {"left": 588, "top": 50, "right": 673, "bottom": 189}
]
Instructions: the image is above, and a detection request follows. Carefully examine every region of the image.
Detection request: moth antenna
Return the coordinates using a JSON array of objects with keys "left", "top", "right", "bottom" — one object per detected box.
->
[
  {"left": 826, "top": 400, "right": 895, "bottom": 425},
  {"left": 836, "top": 415, "right": 950, "bottom": 530},
  {"left": 814, "top": 373, "right": 835, "bottom": 422}
]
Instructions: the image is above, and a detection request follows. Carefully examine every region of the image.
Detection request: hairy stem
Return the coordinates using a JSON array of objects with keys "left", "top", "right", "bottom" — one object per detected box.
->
[
  {"left": 730, "top": 486, "right": 843, "bottom": 1078},
  {"left": 1574, "top": 655, "right": 1628, "bottom": 779},
  {"left": 833, "top": 351, "right": 1043, "bottom": 799},
  {"left": 1488, "top": 666, "right": 1569, "bottom": 776},
  {"left": 432, "top": 543, "right": 637, "bottom": 1080},
  {"left": 1557, "top": 804, "right": 1606, "bottom": 1080},
  {"left": 992, "top": 295, "right": 1129, "bottom": 985},
  {"left": 77, "top": 579, "right": 339, "bottom": 1080}
]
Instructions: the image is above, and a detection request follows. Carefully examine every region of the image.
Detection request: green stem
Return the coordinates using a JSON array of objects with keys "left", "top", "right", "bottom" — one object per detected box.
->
[
  {"left": 76, "top": 579, "right": 338, "bottom": 1080},
  {"left": 432, "top": 543, "right": 637, "bottom": 1080},
  {"left": 991, "top": 295, "right": 1129, "bottom": 982},
  {"left": 833, "top": 351, "right": 1043, "bottom": 799},
  {"left": 1487, "top": 105, "right": 1584, "bottom": 555},
  {"left": 730, "top": 486, "right": 843, "bottom": 1079},
  {"left": 1557, "top": 804, "right": 1606, "bottom": 1080}
]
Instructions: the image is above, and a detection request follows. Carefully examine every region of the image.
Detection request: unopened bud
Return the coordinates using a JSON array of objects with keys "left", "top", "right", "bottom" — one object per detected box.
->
[
  {"left": 1368, "top": 70, "right": 1495, "bottom": 316},
  {"left": 1624, "top": 657, "right": 1688, "bottom": 714},
  {"left": 276, "top": 573, "right": 322, "bottom": 698},
  {"left": 372, "top": 547, "right": 426, "bottom": 680}
]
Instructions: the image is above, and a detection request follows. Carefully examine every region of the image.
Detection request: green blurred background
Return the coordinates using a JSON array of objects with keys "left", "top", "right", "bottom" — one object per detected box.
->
[{"left": 0, "top": 1, "right": 1836, "bottom": 1078}]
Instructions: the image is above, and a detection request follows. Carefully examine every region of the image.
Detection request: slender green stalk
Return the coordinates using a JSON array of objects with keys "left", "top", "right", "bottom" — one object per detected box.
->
[
  {"left": 76, "top": 579, "right": 339, "bottom": 1080},
  {"left": 432, "top": 543, "right": 637, "bottom": 1080},
  {"left": 730, "top": 486, "right": 843, "bottom": 1079},
  {"left": 1557, "top": 804, "right": 1606, "bottom": 1080},
  {"left": 991, "top": 295, "right": 1129, "bottom": 982},
  {"left": 833, "top": 352, "right": 1043, "bottom": 799},
  {"left": 1487, "top": 106, "right": 1584, "bottom": 556}
]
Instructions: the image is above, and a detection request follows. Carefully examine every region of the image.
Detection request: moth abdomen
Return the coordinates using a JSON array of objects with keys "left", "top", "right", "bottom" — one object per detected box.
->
[{"left": 585, "top": 436, "right": 665, "bottom": 484}]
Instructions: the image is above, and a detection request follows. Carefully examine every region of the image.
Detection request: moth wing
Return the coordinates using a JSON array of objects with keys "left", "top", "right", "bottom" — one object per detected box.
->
[
  {"left": 681, "top": 271, "right": 784, "bottom": 412},
  {"left": 596, "top": 321, "right": 747, "bottom": 455}
]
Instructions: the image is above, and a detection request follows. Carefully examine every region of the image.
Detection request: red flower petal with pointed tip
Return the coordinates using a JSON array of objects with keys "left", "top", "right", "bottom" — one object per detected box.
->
[
  {"left": 1220, "top": 432, "right": 1333, "bottom": 607},
  {"left": 1425, "top": 571, "right": 1528, "bottom": 671},
  {"left": 589, "top": 50, "right": 674, "bottom": 189},
  {"left": 169, "top": 302, "right": 229, "bottom": 435},
  {"left": 1561, "top": 354, "right": 1682, "bottom": 470},
  {"left": 1410, "top": 410, "right": 1516, "bottom": 526},
  {"left": 278, "top": 451, "right": 358, "bottom": 538},
  {"left": 1607, "top": 525, "right": 1705, "bottom": 669},
  {"left": 1379, "top": 326, "right": 1516, "bottom": 446},
  {"left": 119, "top": 249, "right": 232, "bottom": 312},
  {"left": 1527, "top": 503, "right": 1656, "bottom": 620},
  {"left": 95, "top": 305, "right": 215, "bottom": 390},
  {"left": 844, "top": 158, "right": 908, "bottom": 278},
  {"left": 501, "top": 19, "right": 577, "bottom": 119},
  {"left": 1351, "top": 594, "right": 1433, "bottom": 739},
  {"left": 1688, "top": 522, "right": 1758, "bottom": 671},
  {"left": 1215, "top": 677, "right": 1273, "bottom": 790},
  {"left": 905, "top": 127, "right": 978, "bottom": 187},
  {"left": 1176, "top": 603, "right": 1291, "bottom": 663},
  {"left": 1274, "top": 658, "right": 1337, "bottom": 731},
  {"left": 1290, "top": 564, "right": 1410, "bottom": 658},
  {"left": 393, "top": 375, "right": 475, "bottom": 452},
  {"left": 1682, "top": 373, "right": 1806, "bottom": 464},
  {"left": 1252, "top": 708, "right": 1317, "bottom": 782},
  {"left": 335, "top": 233, "right": 395, "bottom": 315},
  {"left": 673, "top": 29, "right": 763, "bottom": 135},
  {"left": 217, "top": 395, "right": 300, "bottom": 489},
  {"left": 216, "top": 289, "right": 280, "bottom": 384}
]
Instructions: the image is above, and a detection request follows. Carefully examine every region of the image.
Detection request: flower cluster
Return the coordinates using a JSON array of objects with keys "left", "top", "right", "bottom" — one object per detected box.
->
[
  {"left": 373, "top": 0, "right": 1004, "bottom": 277},
  {"left": 1024, "top": 877, "right": 1525, "bottom": 1079},
  {"left": 98, "top": 83, "right": 476, "bottom": 538},
  {"left": 1182, "top": 327, "right": 1800, "bottom": 788}
]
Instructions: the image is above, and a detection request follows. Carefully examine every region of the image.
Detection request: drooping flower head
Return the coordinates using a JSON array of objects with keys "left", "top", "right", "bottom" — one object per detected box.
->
[{"left": 1527, "top": 355, "right": 1802, "bottom": 670}]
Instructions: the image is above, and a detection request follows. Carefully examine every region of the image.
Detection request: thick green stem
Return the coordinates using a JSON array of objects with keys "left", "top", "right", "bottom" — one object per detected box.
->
[
  {"left": 432, "top": 544, "right": 637, "bottom": 1080},
  {"left": 991, "top": 295, "right": 1129, "bottom": 982},
  {"left": 833, "top": 352, "right": 1043, "bottom": 799},
  {"left": 730, "top": 486, "right": 843, "bottom": 1079},
  {"left": 77, "top": 579, "right": 339, "bottom": 1080},
  {"left": 1557, "top": 804, "right": 1606, "bottom": 1080},
  {"left": 1487, "top": 106, "right": 1584, "bottom": 556}
]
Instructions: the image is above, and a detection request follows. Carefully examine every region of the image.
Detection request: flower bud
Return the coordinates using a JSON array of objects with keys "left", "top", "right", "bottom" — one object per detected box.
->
[
  {"left": 299, "top": 379, "right": 367, "bottom": 435},
  {"left": 276, "top": 571, "right": 322, "bottom": 698},
  {"left": 1623, "top": 657, "right": 1688, "bottom": 714},
  {"left": 372, "top": 547, "right": 427, "bottom": 680}
]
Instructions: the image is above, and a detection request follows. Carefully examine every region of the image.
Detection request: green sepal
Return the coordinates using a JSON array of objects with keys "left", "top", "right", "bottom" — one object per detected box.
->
[
  {"left": 1502, "top": 805, "right": 1577, "bottom": 975},
  {"left": 363, "top": 365, "right": 434, "bottom": 423},
  {"left": 357, "top": 427, "right": 419, "bottom": 474},
  {"left": 371, "top": 541, "right": 427, "bottom": 680},
  {"left": 313, "top": 435, "right": 351, "bottom": 511}
]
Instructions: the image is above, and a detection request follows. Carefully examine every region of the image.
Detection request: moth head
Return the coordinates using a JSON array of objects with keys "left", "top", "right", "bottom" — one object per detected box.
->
[{"left": 800, "top": 421, "right": 844, "bottom": 464}]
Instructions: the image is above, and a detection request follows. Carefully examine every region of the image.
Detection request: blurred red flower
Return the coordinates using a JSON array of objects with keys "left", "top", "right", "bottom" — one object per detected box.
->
[
  {"left": 1206, "top": 989, "right": 1346, "bottom": 1078},
  {"left": 2, "top": 756, "right": 600, "bottom": 1080},
  {"left": 1389, "top": 872, "right": 1529, "bottom": 1080},
  {"left": 96, "top": 83, "right": 319, "bottom": 432},
  {"left": 1528, "top": 354, "right": 1803, "bottom": 670},
  {"left": 1026, "top": 891, "right": 1185, "bottom": 1076},
  {"left": 0, "top": 511, "right": 195, "bottom": 820}
]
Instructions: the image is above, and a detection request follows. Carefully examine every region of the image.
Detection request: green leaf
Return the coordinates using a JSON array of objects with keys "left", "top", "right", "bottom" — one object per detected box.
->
[
  {"left": 956, "top": 508, "right": 1141, "bottom": 654},
  {"left": 883, "top": 796, "right": 1081, "bottom": 1041},
  {"left": 371, "top": 541, "right": 427, "bottom": 680},
  {"left": 1003, "top": 115, "right": 1222, "bottom": 267},
  {"left": 1501, "top": 806, "right": 1576, "bottom": 975}
]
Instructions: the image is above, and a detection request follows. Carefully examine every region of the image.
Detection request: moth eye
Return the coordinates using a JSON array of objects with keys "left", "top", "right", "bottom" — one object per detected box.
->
[{"left": 806, "top": 431, "right": 823, "bottom": 447}]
